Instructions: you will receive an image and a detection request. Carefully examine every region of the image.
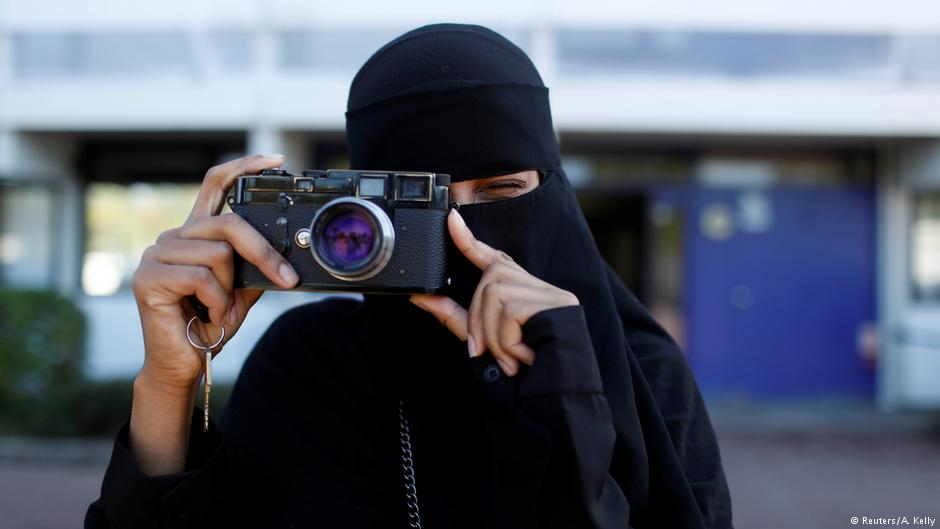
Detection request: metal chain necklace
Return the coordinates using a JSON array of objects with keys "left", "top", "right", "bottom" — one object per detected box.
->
[{"left": 398, "top": 399, "right": 422, "bottom": 529}]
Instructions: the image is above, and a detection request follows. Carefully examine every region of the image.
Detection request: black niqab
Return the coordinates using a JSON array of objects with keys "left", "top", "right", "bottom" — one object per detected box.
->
[{"left": 349, "top": 23, "right": 732, "bottom": 529}]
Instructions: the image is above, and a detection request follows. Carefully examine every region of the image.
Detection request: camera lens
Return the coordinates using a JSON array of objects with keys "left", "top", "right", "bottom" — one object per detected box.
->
[
  {"left": 321, "top": 211, "right": 373, "bottom": 262},
  {"left": 310, "top": 197, "right": 394, "bottom": 281}
]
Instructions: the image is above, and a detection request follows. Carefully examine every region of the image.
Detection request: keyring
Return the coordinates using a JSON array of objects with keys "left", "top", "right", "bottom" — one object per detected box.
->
[{"left": 186, "top": 315, "right": 225, "bottom": 350}]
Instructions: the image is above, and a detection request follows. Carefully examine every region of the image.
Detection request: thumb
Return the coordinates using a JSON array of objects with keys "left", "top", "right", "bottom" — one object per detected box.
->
[{"left": 229, "top": 289, "right": 264, "bottom": 326}]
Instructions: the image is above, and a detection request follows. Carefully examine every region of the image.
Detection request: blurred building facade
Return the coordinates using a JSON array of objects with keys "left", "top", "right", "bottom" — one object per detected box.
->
[{"left": 2, "top": 0, "right": 939, "bottom": 408}]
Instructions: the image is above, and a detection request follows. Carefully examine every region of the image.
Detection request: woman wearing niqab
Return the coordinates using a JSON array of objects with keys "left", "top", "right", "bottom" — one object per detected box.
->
[{"left": 86, "top": 23, "right": 733, "bottom": 529}]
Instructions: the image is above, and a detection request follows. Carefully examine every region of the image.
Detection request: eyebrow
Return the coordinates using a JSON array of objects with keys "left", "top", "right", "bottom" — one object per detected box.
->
[{"left": 478, "top": 175, "right": 527, "bottom": 184}]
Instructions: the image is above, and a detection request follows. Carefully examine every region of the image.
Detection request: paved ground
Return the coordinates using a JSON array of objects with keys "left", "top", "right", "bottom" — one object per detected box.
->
[
  {"left": 719, "top": 431, "right": 940, "bottom": 529},
  {"left": 0, "top": 459, "right": 106, "bottom": 529},
  {"left": 711, "top": 400, "right": 940, "bottom": 529},
  {"left": 2, "top": 402, "right": 938, "bottom": 529}
]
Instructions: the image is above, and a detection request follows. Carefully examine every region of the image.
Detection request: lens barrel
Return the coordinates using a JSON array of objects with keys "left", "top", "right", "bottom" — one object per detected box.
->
[{"left": 309, "top": 197, "right": 394, "bottom": 281}]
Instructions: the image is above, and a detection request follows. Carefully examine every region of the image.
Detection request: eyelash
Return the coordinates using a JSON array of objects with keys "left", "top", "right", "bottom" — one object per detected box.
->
[{"left": 480, "top": 180, "right": 525, "bottom": 192}]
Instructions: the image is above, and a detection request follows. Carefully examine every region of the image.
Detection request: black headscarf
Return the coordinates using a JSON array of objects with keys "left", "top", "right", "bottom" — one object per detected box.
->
[
  {"left": 346, "top": 24, "right": 559, "bottom": 182},
  {"left": 348, "top": 23, "right": 732, "bottom": 529}
]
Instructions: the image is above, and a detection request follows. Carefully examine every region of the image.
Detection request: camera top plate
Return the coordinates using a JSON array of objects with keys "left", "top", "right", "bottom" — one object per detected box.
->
[{"left": 233, "top": 169, "right": 450, "bottom": 210}]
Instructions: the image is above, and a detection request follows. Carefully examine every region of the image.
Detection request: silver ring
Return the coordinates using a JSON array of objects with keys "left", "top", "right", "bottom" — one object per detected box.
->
[{"left": 186, "top": 315, "right": 225, "bottom": 350}]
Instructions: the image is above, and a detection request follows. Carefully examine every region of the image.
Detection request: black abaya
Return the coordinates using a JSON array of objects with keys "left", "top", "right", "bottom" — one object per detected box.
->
[
  {"left": 85, "top": 173, "right": 732, "bottom": 528},
  {"left": 85, "top": 297, "right": 646, "bottom": 528}
]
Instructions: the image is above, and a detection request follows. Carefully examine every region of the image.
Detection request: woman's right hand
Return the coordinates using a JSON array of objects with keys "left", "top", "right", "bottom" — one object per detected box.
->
[{"left": 131, "top": 154, "right": 300, "bottom": 395}]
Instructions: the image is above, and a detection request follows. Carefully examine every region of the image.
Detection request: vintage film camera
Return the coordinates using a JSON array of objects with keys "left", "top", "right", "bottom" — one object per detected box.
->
[{"left": 229, "top": 169, "right": 452, "bottom": 294}]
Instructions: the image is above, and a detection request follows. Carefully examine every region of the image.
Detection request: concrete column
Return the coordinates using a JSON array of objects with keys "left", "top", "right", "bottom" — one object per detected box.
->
[
  {"left": 0, "top": 6, "right": 11, "bottom": 89},
  {"left": 880, "top": 139, "right": 940, "bottom": 409},
  {"left": 0, "top": 131, "right": 81, "bottom": 295},
  {"left": 876, "top": 142, "right": 907, "bottom": 410},
  {"left": 529, "top": 23, "right": 559, "bottom": 142},
  {"left": 530, "top": 21, "right": 557, "bottom": 88},
  {"left": 247, "top": 128, "right": 313, "bottom": 170}
]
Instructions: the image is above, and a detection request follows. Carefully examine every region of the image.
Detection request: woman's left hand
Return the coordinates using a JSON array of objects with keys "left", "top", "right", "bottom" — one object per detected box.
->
[{"left": 411, "top": 208, "right": 579, "bottom": 376}]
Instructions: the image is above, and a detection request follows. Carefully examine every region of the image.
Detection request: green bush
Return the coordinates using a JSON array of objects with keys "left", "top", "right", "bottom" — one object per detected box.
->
[
  {"left": 0, "top": 289, "right": 235, "bottom": 437},
  {"left": 1, "top": 377, "right": 133, "bottom": 437},
  {"left": 0, "top": 289, "right": 87, "bottom": 406},
  {"left": 2, "top": 377, "right": 233, "bottom": 437},
  {"left": 0, "top": 376, "right": 234, "bottom": 438}
]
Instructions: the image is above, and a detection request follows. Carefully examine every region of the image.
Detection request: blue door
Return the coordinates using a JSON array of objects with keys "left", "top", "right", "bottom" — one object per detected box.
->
[{"left": 684, "top": 187, "right": 876, "bottom": 397}]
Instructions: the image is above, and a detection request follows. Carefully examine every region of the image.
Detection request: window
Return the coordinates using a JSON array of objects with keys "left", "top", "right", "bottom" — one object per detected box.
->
[
  {"left": 0, "top": 183, "right": 57, "bottom": 287},
  {"left": 83, "top": 183, "right": 199, "bottom": 296},
  {"left": 911, "top": 192, "right": 940, "bottom": 301},
  {"left": 557, "top": 29, "right": 895, "bottom": 82},
  {"left": 279, "top": 29, "right": 407, "bottom": 72},
  {"left": 13, "top": 31, "right": 253, "bottom": 79},
  {"left": 278, "top": 27, "right": 530, "bottom": 72}
]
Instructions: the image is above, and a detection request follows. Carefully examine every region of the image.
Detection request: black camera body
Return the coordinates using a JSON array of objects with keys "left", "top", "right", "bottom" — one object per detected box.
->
[{"left": 230, "top": 169, "right": 452, "bottom": 294}]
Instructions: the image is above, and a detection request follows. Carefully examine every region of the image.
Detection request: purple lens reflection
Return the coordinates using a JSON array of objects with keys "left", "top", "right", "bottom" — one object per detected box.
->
[{"left": 319, "top": 210, "right": 376, "bottom": 267}]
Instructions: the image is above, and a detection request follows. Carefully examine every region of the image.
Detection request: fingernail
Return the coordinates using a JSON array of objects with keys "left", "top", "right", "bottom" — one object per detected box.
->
[
  {"left": 227, "top": 304, "right": 238, "bottom": 325},
  {"left": 452, "top": 208, "right": 467, "bottom": 229},
  {"left": 496, "top": 357, "right": 512, "bottom": 376},
  {"left": 467, "top": 335, "right": 476, "bottom": 358},
  {"left": 265, "top": 153, "right": 286, "bottom": 158},
  {"left": 279, "top": 262, "right": 298, "bottom": 286}
]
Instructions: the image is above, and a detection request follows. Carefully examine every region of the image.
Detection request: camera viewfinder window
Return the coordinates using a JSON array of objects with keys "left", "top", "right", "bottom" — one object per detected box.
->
[
  {"left": 397, "top": 176, "right": 429, "bottom": 201},
  {"left": 297, "top": 179, "right": 314, "bottom": 192},
  {"left": 359, "top": 177, "right": 386, "bottom": 198}
]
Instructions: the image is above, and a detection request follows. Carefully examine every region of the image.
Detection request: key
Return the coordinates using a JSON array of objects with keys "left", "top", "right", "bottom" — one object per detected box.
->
[
  {"left": 186, "top": 315, "right": 225, "bottom": 433},
  {"left": 203, "top": 348, "right": 212, "bottom": 432}
]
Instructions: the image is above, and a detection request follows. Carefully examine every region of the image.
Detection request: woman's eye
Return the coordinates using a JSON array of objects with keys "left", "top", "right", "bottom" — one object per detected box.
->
[
  {"left": 470, "top": 179, "right": 529, "bottom": 203},
  {"left": 478, "top": 180, "right": 525, "bottom": 193}
]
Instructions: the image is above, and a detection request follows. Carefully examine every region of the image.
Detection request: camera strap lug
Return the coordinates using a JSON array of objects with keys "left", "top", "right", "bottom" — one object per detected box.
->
[{"left": 277, "top": 192, "right": 293, "bottom": 211}]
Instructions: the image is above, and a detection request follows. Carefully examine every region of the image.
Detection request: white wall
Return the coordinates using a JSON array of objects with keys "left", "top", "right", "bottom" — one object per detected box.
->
[
  {"left": 5, "top": 0, "right": 940, "bottom": 31},
  {"left": 3, "top": 0, "right": 940, "bottom": 136}
]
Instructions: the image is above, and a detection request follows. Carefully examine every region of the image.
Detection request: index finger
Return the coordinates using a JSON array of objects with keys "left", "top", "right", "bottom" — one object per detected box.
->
[
  {"left": 187, "top": 154, "right": 285, "bottom": 223},
  {"left": 448, "top": 208, "right": 519, "bottom": 271}
]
